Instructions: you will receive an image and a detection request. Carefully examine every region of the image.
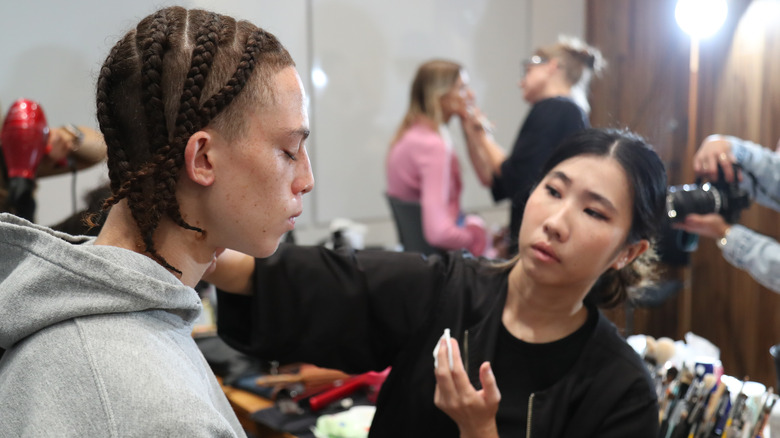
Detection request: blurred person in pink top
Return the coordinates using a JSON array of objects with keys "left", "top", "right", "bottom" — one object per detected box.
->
[{"left": 386, "top": 60, "right": 491, "bottom": 256}]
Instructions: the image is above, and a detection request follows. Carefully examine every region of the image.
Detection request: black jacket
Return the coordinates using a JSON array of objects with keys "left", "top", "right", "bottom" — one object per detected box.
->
[{"left": 218, "top": 245, "right": 658, "bottom": 437}]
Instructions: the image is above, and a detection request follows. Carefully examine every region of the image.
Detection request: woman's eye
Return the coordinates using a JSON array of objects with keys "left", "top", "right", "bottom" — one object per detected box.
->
[
  {"left": 544, "top": 185, "right": 561, "bottom": 198},
  {"left": 284, "top": 151, "right": 297, "bottom": 161},
  {"left": 585, "top": 208, "right": 607, "bottom": 220}
]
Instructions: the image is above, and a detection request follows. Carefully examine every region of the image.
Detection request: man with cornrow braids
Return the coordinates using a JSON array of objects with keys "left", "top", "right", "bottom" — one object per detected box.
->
[{"left": 0, "top": 6, "right": 313, "bottom": 436}]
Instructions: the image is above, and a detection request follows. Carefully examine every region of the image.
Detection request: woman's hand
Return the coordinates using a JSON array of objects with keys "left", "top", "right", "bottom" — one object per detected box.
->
[
  {"left": 434, "top": 337, "right": 501, "bottom": 438},
  {"left": 38, "top": 125, "right": 107, "bottom": 176},
  {"left": 693, "top": 135, "right": 741, "bottom": 183},
  {"left": 672, "top": 213, "right": 731, "bottom": 240},
  {"left": 46, "top": 126, "right": 80, "bottom": 163},
  {"left": 460, "top": 105, "right": 493, "bottom": 136}
]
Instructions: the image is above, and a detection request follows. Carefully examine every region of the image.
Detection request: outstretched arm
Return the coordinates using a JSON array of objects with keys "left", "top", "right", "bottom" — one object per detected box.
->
[
  {"left": 674, "top": 213, "right": 780, "bottom": 293},
  {"left": 37, "top": 125, "right": 106, "bottom": 176},
  {"left": 202, "top": 248, "right": 255, "bottom": 295},
  {"left": 213, "top": 244, "right": 444, "bottom": 373},
  {"left": 460, "top": 109, "right": 505, "bottom": 187}
]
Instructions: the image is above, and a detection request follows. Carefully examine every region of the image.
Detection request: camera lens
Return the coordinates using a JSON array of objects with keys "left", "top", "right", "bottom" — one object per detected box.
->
[{"left": 666, "top": 183, "right": 722, "bottom": 222}]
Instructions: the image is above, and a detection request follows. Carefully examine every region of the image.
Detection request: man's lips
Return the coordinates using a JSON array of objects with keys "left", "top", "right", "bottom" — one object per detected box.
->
[{"left": 288, "top": 211, "right": 302, "bottom": 228}]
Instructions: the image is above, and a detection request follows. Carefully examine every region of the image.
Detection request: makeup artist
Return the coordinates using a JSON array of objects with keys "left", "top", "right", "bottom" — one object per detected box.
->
[
  {"left": 460, "top": 36, "right": 605, "bottom": 257},
  {"left": 674, "top": 134, "right": 780, "bottom": 293},
  {"left": 208, "top": 128, "right": 663, "bottom": 437}
]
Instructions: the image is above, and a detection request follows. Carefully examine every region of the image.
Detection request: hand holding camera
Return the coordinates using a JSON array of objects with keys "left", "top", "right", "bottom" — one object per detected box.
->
[
  {"left": 692, "top": 134, "right": 741, "bottom": 183},
  {"left": 667, "top": 136, "right": 751, "bottom": 226},
  {"left": 672, "top": 213, "right": 730, "bottom": 241}
]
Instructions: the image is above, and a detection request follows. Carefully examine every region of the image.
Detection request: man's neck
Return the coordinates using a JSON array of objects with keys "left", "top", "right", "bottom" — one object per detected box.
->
[{"left": 94, "top": 200, "right": 214, "bottom": 287}]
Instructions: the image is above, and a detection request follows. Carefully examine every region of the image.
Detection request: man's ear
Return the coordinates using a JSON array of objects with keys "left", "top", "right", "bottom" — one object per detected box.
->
[
  {"left": 611, "top": 239, "right": 650, "bottom": 270},
  {"left": 184, "top": 131, "right": 215, "bottom": 187}
]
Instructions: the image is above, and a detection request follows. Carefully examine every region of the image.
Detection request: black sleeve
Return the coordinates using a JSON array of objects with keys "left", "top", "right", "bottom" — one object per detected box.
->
[
  {"left": 216, "top": 244, "right": 447, "bottom": 374},
  {"left": 492, "top": 99, "right": 589, "bottom": 203}
]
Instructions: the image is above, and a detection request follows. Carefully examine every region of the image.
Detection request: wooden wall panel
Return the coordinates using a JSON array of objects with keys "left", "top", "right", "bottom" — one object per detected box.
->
[
  {"left": 588, "top": 0, "right": 689, "bottom": 340},
  {"left": 588, "top": 0, "right": 689, "bottom": 179},
  {"left": 588, "top": 0, "right": 780, "bottom": 387}
]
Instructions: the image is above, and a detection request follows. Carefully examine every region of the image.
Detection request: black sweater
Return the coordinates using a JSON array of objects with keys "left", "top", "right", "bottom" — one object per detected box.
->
[{"left": 218, "top": 245, "right": 658, "bottom": 437}]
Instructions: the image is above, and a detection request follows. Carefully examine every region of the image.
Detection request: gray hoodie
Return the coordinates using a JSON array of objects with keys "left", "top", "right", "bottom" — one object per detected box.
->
[{"left": 0, "top": 213, "right": 246, "bottom": 437}]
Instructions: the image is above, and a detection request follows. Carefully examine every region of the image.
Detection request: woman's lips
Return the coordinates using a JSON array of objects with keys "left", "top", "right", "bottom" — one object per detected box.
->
[{"left": 531, "top": 243, "right": 560, "bottom": 263}]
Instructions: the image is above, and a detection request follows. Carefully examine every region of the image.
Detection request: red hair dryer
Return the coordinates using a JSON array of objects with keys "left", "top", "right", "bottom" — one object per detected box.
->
[
  {"left": 1, "top": 98, "right": 50, "bottom": 221},
  {"left": 307, "top": 367, "right": 391, "bottom": 412}
]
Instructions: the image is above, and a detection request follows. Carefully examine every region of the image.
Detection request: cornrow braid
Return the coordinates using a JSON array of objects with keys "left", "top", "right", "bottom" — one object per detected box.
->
[
  {"left": 97, "top": 33, "right": 134, "bottom": 199},
  {"left": 139, "top": 9, "right": 173, "bottom": 156},
  {"left": 198, "top": 28, "right": 267, "bottom": 127},
  {"left": 154, "top": 11, "right": 223, "bottom": 238},
  {"left": 96, "top": 7, "right": 294, "bottom": 275},
  {"left": 117, "top": 9, "right": 178, "bottom": 271}
]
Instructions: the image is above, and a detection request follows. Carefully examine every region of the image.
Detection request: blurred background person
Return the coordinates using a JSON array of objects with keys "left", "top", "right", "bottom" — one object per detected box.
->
[
  {"left": 462, "top": 36, "right": 605, "bottom": 257},
  {"left": 0, "top": 98, "right": 107, "bottom": 218},
  {"left": 674, "top": 134, "right": 780, "bottom": 293},
  {"left": 386, "top": 60, "right": 492, "bottom": 257}
]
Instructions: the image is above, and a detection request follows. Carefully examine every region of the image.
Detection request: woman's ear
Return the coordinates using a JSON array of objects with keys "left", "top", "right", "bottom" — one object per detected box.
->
[
  {"left": 612, "top": 239, "right": 650, "bottom": 270},
  {"left": 184, "top": 131, "right": 215, "bottom": 187},
  {"left": 548, "top": 58, "right": 564, "bottom": 75}
]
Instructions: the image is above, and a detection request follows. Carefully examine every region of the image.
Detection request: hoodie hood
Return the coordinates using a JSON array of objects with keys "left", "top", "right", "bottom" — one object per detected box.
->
[{"left": 0, "top": 213, "right": 202, "bottom": 349}]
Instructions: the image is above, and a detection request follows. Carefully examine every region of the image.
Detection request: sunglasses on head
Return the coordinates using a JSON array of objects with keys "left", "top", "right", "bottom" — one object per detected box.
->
[{"left": 522, "top": 55, "right": 549, "bottom": 68}]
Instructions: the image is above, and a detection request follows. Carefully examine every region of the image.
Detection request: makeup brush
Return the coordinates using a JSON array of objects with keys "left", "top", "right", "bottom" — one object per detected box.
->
[
  {"left": 682, "top": 374, "right": 718, "bottom": 438},
  {"left": 751, "top": 389, "right": 777, "bottom": 438},
  {"left": 699, "top": 379, "right": 726, "bottom": 435},
  {"left": 722, "top": 376, "right": 749, "bottom": 438}
]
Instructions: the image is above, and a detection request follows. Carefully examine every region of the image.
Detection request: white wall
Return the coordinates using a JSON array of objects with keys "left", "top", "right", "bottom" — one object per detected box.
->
[{"left": 0, "top": 0, "right": 584, "bottom": 248}]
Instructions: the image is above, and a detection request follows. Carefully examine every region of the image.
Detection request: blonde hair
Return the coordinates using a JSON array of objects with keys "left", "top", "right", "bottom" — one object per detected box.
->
[
  {"left": 536, "top": 36, "right": 606, "bottom": 113},
  {"left": 390, "top": 60, "right": 462, "bottom": 146}
]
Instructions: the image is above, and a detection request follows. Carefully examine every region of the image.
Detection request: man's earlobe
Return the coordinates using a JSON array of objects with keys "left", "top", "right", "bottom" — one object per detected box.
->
[{"left": 184, "top": 131, "right": 215, "bottom": 187}]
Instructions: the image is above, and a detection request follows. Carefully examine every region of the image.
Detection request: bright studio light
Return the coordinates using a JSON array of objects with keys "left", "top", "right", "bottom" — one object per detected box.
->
[
  {"left": 312, "top": 67, "right": 328, "bottom": 89},
  {"left": 675, "top": 0, "right": 728, "bottom": 38}
]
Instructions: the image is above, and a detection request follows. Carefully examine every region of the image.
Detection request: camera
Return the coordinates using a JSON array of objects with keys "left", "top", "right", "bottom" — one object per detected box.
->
[{"left": 666, "top": 164, "right": 751, "bottom": 224}]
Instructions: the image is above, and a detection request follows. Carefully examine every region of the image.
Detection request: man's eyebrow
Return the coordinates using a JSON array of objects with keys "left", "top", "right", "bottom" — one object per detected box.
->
[{"left": 285, "top": 128, "right": 310, "bottom": 140}]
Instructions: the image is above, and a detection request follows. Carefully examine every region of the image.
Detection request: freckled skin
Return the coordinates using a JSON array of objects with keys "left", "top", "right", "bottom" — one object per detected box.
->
[{"left": 197, "top": 67, "right": 314, "bottom": 259}]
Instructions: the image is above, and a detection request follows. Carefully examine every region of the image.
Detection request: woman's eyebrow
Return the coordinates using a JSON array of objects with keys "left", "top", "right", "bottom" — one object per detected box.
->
[
  {"left": 584, "top": 190, "right": 618, "bottom": 214},
  {"left": 549, "top": 170, "right": 618, "bottom": 214},
  {"left": 549, "top": 170, "right": 571, "bottom": 185}
]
